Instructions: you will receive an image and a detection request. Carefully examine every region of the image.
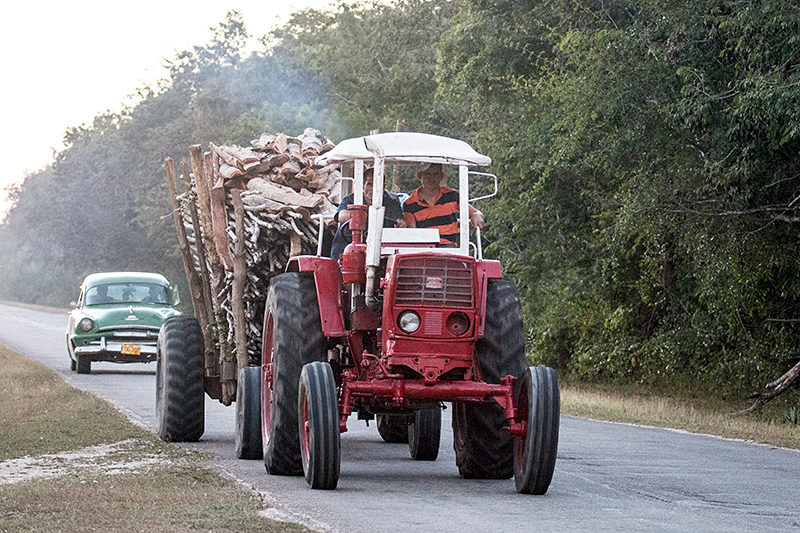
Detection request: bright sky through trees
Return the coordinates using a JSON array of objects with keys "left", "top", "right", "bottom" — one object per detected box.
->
[{"left": 0, "top": 0, "right": 333, "bottom": 219}]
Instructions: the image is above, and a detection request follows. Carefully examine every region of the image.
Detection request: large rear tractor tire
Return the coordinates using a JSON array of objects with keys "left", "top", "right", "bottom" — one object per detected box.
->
[
  {"left": 156, "top": 315, "right": 205, "bottom": 442},
  {"left": 408, "top": 407, "right": 441, "bottom": 461},
  {"left": 453, "top": 279, "right": 527, "bottom": 479},
  {"left": 514, "top": 365, "right": 560, "bottom": 494},
  {"left": 235, "top": 366, "right": 263, "bottom": 459},
  {"left": 376, "top": 414, "right": 410, "bottom": 444},
  {"left": 298, "top": 361, "right": 341, "bottom": 489},
  {"left": 262, "top": 273, "right": 326, "bottom": 476}
]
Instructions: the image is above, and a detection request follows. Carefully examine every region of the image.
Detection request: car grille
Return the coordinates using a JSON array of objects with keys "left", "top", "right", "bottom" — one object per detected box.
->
[
  {"left": 395, "top": 256, "right": 474, "bottom": 308},
  {"left": 98, "top": 326, "right": 160, "bottom": 343}
]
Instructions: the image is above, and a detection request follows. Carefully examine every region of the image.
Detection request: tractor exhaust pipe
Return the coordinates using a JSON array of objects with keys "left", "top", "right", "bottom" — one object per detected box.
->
[{"left": 365, "top": 265, "right": 380, "bottom": 311}]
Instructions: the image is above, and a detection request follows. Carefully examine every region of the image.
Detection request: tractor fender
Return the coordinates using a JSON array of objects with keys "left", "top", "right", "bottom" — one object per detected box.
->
[
  {"left": 286, "top": 256, "right": 346, "bottom": 337},
  {"left": 475, "top": 259, "right": 503, "bottom": 338}
]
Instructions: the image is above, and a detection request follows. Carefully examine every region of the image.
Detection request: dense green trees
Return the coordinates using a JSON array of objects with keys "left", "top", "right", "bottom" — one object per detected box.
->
[
  {"left": 0, "top": 0, "right": 798, "bottom": 397},
  {"left": 442, "top": 0, "right": 800, "bottom": 392}
]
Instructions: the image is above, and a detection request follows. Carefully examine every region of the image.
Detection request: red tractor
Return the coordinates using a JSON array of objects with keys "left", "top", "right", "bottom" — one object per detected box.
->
[
  {"left": 157, "top": 132, "right": 559, "bottom": 494},
  {"left": 259, "top": 132, "right": 558, "bottom": 493}
]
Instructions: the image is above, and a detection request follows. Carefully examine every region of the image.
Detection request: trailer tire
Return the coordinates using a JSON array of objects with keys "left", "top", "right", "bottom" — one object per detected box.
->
[
  {"left": 376, "top": 414, "right": 410, "bottom": 443},
  {"left": 408, "top": 407, "right": 441, "bottom": 461},
  {"left": 262, "top": 273, "right": 326, "bottom": 476},
  {"left": 299, "top": 361, "right": 340, "bottom": 489},
  {"left": 453, "top": 279, "right": 527, "bottom": 479},
  {"left": 514, "top": 365, "right": 560, "bottom": 494},
  {"left": 156, "top": 315, "right": 205, "bottom": 442},
  {"left": 235, "top": 366, "right": 263, "bottom": 459}
]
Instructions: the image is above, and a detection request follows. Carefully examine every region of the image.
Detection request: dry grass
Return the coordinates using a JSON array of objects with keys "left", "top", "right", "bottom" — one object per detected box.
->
[
  {"left": 0, "top": 344, "right": 310, "bottom": 533},
  {"left": 561, "top": 380, "right": 800, "bottom": 450}
]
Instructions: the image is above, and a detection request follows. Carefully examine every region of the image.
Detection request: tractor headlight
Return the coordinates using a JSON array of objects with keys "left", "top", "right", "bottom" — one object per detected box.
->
[
  {"left": 79, "top": 317, "right": 94, "bottom": 332},
  {"left": 397, "top": 311, "right": 421, "bottom": 334}
]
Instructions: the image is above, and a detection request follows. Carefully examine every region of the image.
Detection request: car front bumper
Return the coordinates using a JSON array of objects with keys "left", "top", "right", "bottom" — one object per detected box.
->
[{"left": 73, "top": 336, "right": 157, "bottom": 363}]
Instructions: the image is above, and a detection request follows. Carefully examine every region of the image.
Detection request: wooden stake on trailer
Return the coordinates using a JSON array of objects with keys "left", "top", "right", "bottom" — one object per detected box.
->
[
  {"left": 179, "top": 160, "right": 216, "bottom": 376},
  {"left": 209, "top": 148, "right": 236, "bottom": 405},
  {"left": 164, "top": 158, "right": 206, "bottom": 323},
  {"left": 231, "top": 189, "right": 248, "bottom": 376},
  {"left": 190, "top": 145, "right": 235, "bottom": 405}
]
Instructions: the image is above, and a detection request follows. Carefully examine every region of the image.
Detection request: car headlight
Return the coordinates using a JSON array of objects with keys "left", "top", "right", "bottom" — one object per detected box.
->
[
  {"left": 79, "top": 318, "right": 94, "bottom": 332},
  {"left": 397, "top": 311, "right": 421, "bottom": 334}
]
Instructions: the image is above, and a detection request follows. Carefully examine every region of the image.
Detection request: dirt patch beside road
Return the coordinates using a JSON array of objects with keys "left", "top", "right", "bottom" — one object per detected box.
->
[{"left": 0, "top": 343, "right": 311, "bottom": 533}]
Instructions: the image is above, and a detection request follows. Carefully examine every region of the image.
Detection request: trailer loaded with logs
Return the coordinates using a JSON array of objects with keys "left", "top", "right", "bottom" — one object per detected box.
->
[{"left": 157, "top": 130, "right": 560, "bottom": 494}]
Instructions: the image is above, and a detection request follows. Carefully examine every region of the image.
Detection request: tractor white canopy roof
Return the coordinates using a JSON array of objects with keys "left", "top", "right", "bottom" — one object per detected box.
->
[{"left": 316, "top": 132, "right": 491, "bottom": 167}]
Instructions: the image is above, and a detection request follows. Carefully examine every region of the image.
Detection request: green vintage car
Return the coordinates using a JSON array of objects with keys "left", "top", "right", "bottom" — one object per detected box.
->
[{"left": 67, "top": 272, "right": 181, "bottom": 374}]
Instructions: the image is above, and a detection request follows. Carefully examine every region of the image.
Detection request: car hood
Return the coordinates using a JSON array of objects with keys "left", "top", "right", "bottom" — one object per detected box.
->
[{"left": 79, "top": 305, "right": 179, "bottom": 329}]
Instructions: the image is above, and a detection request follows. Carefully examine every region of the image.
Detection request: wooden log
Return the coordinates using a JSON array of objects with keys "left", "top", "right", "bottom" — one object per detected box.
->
[
  {"left": 180, "top": 160, "right": 217, "bottom": 374},
  {"left": 252, "top": 133, "right": 276, "bottom": 149},
  {"left": 211, "top": 178, "right": 235, "bottom": 272},
  {"left": 209, "top": 149, "right": 236, "bottom": 406},
  {"left": 231, "top": 189, "right": 249, "bottom": 375},
  {"left": 273, "top": 133, "right": 289, "bottom": 154},
  {"left": 228, "top": 145, "right": 261, "bottom": 166},
  {"left": 246, "top": 178, "right": 325, "bottom": 208},
  {"left": 734, "top": 360, "right": 800, "bottom": 415},
  {"left": 218, "top": 162, "right": 244, "bottom": 180},
  {"left": 265, "top": 153, "right": 290, "bottom": 168},
  {"left": 165, "top": 158, "right": 205, "bottom": 320}
]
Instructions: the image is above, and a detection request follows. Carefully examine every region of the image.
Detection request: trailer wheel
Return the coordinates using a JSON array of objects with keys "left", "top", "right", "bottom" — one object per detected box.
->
[
  {"left": 235, "top": 366, "right": 263, "bottom": 459},
  {"left": 453, "top": 279, "right": 527, "bottom": 479},
  {"left": 76, "top": 354, "right": 91, "bottom": 374},
  {"left": 376, "top": 414, "right": 410, "bottom": 443},
  {"left": 299, "top": 361, "right": 340, "bottom": 489},
  {"left": 408, "top": 407, "right": 441, "bottom": 461},
  {"left": 156, "top": 315, "right": 205, "bottom": 442},
  {"left": 262, "top": 273, "right": 326, "bottom": 476},
  {"left": 514, "top": 365, "right": 560, "bottom": 494}
]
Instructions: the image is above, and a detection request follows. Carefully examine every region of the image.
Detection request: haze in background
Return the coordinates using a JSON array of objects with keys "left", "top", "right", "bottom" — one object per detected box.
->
[{"left": 0, "top": 0, "right": 334, "bottom": 220}]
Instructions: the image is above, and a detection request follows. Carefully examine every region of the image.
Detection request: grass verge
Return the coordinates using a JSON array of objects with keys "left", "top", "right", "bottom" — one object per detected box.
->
[
  {"left": 0, "top": 343, "right": 310, "bottom": 533},
  {"left": 560, "top": 378, "right": 800, "bottom": 450}
]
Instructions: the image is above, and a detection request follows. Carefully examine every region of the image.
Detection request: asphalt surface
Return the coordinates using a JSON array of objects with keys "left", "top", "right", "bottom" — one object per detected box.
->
[{"left": 2, "top": 302, "right": 799, "bottom": 532}]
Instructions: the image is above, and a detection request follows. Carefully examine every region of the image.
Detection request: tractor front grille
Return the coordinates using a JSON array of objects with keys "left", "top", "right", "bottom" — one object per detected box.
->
[{"left": 395, "top": 257, "right": 474, "bottom": 308}]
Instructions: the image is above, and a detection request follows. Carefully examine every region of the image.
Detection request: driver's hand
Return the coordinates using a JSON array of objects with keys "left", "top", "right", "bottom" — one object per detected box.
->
[
  {"left": 469, "top": 210, "right": 484, "bottom": 229},
  {"left": 395, "top": 218, "right": 408, "bottom": 228}
]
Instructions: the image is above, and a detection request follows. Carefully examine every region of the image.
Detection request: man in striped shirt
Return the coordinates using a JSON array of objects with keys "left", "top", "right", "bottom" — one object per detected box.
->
[{"left": 402, "top": 163, "right": 484, "bottom": 245}]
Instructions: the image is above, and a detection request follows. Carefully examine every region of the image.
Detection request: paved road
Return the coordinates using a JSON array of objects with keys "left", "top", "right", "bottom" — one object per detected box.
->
[{"left": 2, "top": 302, "right": 799, "bottom": 532}]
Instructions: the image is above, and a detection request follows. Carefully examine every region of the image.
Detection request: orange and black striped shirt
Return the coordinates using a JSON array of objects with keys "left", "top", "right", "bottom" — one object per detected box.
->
[{"left": 402, "top": 186, "right": 459, "bottom": 245}]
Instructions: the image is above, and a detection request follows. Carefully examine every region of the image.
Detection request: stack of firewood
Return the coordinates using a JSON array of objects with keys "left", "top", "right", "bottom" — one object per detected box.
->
[
  {"left": 168, "top": 128, "right": 343, "bottom": 388},
  {"left": 215, "top": 128, "right": 342, "bottom": 365}
]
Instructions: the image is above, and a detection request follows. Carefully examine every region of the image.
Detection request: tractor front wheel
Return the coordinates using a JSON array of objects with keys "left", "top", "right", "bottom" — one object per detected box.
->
[
  {"left": 408, "top": 407, "right": 441, "bottom": 461},
  {"left": 235, "top": 366, "right": 263, "bottom": 459},
  {"left": 514, "top": 365, "right": 560, "bottom": 495},
  {"left": 298, "top": 361, "right": 340, "bottom": 489}
]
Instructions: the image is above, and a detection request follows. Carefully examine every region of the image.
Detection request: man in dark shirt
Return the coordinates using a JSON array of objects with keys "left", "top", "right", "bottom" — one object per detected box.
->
[
  {"left": 402, "top": 163, "right": 484, "bottom": 245},
  {"left": 330, "top": 168, "right": 407, "bottom": 260}
]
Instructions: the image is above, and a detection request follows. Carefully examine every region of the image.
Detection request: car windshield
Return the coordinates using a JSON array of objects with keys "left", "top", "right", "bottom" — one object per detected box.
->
[{"left": 84, "top": 282, "right": 170, "bottom": 306}]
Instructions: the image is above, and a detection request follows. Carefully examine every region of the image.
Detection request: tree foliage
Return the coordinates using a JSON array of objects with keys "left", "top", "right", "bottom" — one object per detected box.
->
[
  {"left": 0, "top": 0, "right": 798, "bottom": 397},
  {"left": 441, "top": 0, "right": 800, "bottom": 392}
]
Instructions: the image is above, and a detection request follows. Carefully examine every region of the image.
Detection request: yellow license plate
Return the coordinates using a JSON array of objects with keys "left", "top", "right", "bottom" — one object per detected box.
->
[{"left": 121, "top": 344, "right": 141, "bottom": 355}]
